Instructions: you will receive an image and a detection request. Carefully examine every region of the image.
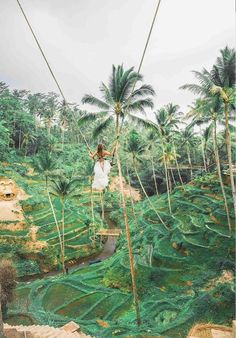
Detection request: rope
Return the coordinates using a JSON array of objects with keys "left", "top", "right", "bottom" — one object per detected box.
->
[
  {"left": 17, "top": 0, "right": 163, "bottom": 325},
  {"left": 113, "top": 0, "right": 162, "bottom": 156},
  {"left": 112, "top": 1, "right": 163, "bottom": 326},
  {"left": 16, "top": 0, "right": 92, "bottom": 153}
]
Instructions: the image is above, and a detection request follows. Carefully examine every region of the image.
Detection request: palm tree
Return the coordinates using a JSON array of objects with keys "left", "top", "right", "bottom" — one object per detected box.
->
[
  {"left": 180, "top": 46, "right": 236, "bottom": 216},
  {"left": 202, "top": 125, "right": 212, "bottom": 169},
  {"left": 126, "top": 130, "right": 168, "bottom": 230},
  {"left": 181, "top": 127, "right": 196, "bottom": 179},
  {"left": 159, "top": 143, "right": 176, "bottom": 192},
  {"left": 34, "top": 152, "right": 64, "bottom": 270},
  {"left": 138, "top": 104, "right": 180, "bottom": 212},
  {"left": 50, "top": 177, "right": 81, "bottom": 272},
  {"left": 116, "top": 148, "right": 141, "bottom": 325},
  {"left": 40, "top": 93, "right": 59, "bottom": 135},
  {"left": 188, "top": 97, "right": 232, "bottom": 235},
  {"left": 58, "top": 100, "right": 76, "bottom": 148},
  {"left": 147, "top": 131, "right": 159, "bottom": 195},
  {"left": 80, "top": 65, "right": 155, "bottom": 326},
  {"left": 79, "top": 64, "right": 155, "bottom": 138},
  {"left": 27, "top": 92, "right": 46, "bottom": 128},
  {"left": 21, "top": 131, "right": 37, "bottom": 157},
  {"left": 211, "top": 85, "right": 236, "bottom": 214}
]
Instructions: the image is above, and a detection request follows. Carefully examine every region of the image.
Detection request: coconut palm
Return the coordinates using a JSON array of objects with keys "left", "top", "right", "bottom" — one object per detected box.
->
[
  {"left": 79, "top": 64, "right": 155, "bottom": 138},
  {"left": 211, "top": 85, "right": 236, "bottom": 214},
  {"left": 181, "top": 127, "right": 197, "bottom": 179},
  {"left": 126, "top": 130, "right": 168, "bottom": 230},
  {"left": 159, "top": 143, "right": 177, "bottom": 192},
  {"left": 137, "top": 104, "right": 180, "bottom": 212},
  {"left": 147, "top": 131, "right": 159, "bottom": 195},
  {"left": 50, "top": 177, "right": 81, "bottom": 272},
  {"left": 58, "top": 100, "right": 77, "bottom": 147},
  {"left": 34, "top": 152, "right": 64, "bottom": 269},
  {"left": 80, "top": 65, "right": 155, "bottom": 326},
  {"left": 40, "top": 93, "right": 59, "bottom": 135},
  {"left": 180, "top": 46, "right": 236, "bottom": 215},
  {"left": 170, "top": 134, "right": 185, "bottom": 187},
  {"left": 189, "top": 97, "right": 232, "bottom": 236}
]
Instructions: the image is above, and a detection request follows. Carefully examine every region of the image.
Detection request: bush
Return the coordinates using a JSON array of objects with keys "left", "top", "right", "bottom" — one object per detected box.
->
[
  {"left": 0, "top": 259, "right": 17, "bottom": 319},
  {"left": 15, "top": 260, "right": 40, "bottom": 277}
]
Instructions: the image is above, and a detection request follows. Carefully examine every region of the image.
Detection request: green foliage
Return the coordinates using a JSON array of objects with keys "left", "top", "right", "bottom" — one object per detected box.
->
[
  {"left": 0, "top": 121, "right": 10, "bottom": 160},
  {"left": 0, "top": 46, "right": 235, "bottom": 337},
  {"left": 15, "top": 260, "right": 41, "bottom": 277},
  {"left": 103, "top": 264, "right": 132, "bottom": 292}
]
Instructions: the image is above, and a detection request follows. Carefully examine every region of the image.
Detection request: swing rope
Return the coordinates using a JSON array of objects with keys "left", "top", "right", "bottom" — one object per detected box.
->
[
  {"left": 16, "top": 0, "right": 93, "bottom": 154},
  {"left": 16, "top": 0, "right": 163, "bottom": 327},
  {"left": 113, "top": 0, "right": 163, "bottom": 326},
  {"left": 112, "top": 0, "right": 162, "bottom": 159}
]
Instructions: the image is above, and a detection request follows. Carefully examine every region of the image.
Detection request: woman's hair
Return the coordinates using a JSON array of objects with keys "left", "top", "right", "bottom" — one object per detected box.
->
[{"left": 97, "top": 144, "right": 104, "bottom": 156}]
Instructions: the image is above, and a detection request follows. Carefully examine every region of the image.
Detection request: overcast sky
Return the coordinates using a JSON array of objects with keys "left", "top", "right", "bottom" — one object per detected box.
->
[{"left": 0, "top": 0, "right": 235, "bottom": 115}]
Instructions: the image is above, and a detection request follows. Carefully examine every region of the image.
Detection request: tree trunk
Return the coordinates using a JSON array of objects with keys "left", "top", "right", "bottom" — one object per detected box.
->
[
  {"left": 133, "top": 158, "right": 168, "bottom": 230},
  {"left": 90, "top": 179, "right": 96, "bottom": 243},
  {"left": 224, "top": 101, "right": 236, "bottom": 218},
  {"left": 187, "top": 145, "right": 193, "bottom": 179},
  {"left": 100, "top": 191, "right": 105, "bottom": 220},
  {"left": 151, "top": 155, "right": 159, "bottom": 195},
  {"left": 116, "top": 147, "right": 141, "bottom": 326},
  {"left": 61, "top": 197, "right": 66, "bottom": 273},
  {"left": 18, "top": 127, "right": 21, "bottom": 150},
  {"left": 62, "top": 129, "right": 65, "bottom": 150},
  {"left": 126, "top": 165, "right": 139, "bottom": 226},
  {"left": 161, "top": 145, "right": 172, "bottom": 213},
  {"left": 213, "top": 119, "right": 231, "bottom": 236},
  {"left": 173, "top": 145, "right": 184, "bottom": 186},
  {"left": 46, "top": 178, "right": 64, "bottom": 272},
  {"left": 167, "top": 168, "right": 172, "bottom": 192},
  {"left": 200, "top": 126, "right": 207, "bottom": 172},
  {"left": 114, "top": 118, "right": 141, "bottom": 326},
  {"left": 170, "top": 168, "right": 176, "bottom": 187}
]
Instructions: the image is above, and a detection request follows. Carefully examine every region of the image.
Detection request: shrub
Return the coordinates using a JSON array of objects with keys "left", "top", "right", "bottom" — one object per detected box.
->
[{"left": 0, "top": 259, "right": 17, "bottom": 319}]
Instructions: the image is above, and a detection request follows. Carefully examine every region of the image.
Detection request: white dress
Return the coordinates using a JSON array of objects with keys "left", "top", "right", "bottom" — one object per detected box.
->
[{"left": 92, "top": 160, "right": 111, "bottom": 190}]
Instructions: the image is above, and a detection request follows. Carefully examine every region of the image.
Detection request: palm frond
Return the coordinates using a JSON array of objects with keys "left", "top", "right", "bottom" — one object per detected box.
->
[
  {"left": 100, "top": 82, "right": 114, "bottom": 105},
  {"left": 130, "top": 84, "right": 155, "bottom": 100},
  {"left": 77, "top": 111, "right": 109, "bottom": 126},
  {"left": 125, "top": 98, "right": 154, "bottom": 113},
  {"left": 128, "top": 115, "right": 159, "bottom": 132},
  {"left": 93, "top": 116, "right": 114, "bottom": 138},
  {"left": 81, "top": 94, "right": 109, "bottom": 110}
]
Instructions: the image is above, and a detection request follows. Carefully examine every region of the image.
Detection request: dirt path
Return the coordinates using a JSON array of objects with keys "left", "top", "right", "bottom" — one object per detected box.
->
[
  {"left": 0, "top": 200, "right": 24, "bottom": 222},
  {"left": 109, "top": 176, "right": 141, "bottom": 201},
  {"left": 0, "top": 179, "right": 29, "bottom": 222}
]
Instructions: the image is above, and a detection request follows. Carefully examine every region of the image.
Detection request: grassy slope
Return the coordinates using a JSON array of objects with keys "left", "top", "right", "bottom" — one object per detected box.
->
[
  {"left": 6, "top": 173, "right": 236, "bottom": 337},
  {"left": 0, "top": 163, "right": 103, "bottom": 276}
]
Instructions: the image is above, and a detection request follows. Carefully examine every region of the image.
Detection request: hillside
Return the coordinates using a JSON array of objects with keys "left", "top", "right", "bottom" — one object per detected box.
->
[
  {"left": 0, "top": 162, "right": 108, "bottom": 277},
  {"left": 5, "top": 173, "right": 235, "bottom": 338}
]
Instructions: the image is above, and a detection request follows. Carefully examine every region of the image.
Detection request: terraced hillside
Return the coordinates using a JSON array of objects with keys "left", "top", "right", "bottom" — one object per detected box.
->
[
  {"left": 0, "top": 163, "right": 105, "bottom": 277},
  {"left": 7, "top": 174, "right": 235, "bottom": 337}
]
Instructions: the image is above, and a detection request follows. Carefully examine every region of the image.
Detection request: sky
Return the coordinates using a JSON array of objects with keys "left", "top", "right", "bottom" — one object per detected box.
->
[{"left": 0, "top": 0, "right": 235, "bottom": 115}]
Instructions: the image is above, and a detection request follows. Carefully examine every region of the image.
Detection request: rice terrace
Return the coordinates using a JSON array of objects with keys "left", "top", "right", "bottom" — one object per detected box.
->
[{"left": 0, "top": 0, "right": 235, "bottom": 337}]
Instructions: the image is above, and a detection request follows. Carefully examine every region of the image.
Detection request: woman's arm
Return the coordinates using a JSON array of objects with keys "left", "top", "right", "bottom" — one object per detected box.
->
[
  {"left": 89, "top": 151, "right": 97, "bottom": 159},
  {"left": 103, "top": 150, "right": 112, "bottom": 156}
]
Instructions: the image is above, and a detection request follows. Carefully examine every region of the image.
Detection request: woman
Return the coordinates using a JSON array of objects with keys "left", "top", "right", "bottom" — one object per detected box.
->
[{"left": 89, "top": 144, "right": 114, "bottom": 190}]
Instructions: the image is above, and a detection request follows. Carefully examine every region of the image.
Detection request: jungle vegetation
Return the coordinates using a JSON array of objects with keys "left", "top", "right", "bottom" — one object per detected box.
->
[{"left": 0, "top": 46, "right": 235, "bottom": 337}]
